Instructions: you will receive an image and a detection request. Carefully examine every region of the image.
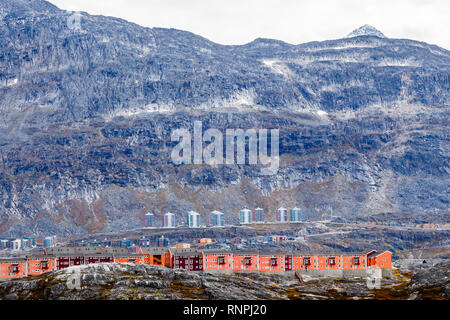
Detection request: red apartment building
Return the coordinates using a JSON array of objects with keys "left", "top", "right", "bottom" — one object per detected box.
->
[
  {"left": 0, "top": 247, "right": 392, "bottom": 280},
  {"left": 171, "top": 248, "right": 203, "bottom": 271}
]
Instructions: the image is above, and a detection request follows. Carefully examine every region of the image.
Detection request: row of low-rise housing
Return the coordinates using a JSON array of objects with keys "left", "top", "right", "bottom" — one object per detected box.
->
[
  {"left": 0, "top": 236, "right": 57, "bottom": 251},
  {"left": 0, "top": 247, "right": 392, "bottom": 280},
  {"left": 67, "top": 235, "right": 216, "bottom": 250}
]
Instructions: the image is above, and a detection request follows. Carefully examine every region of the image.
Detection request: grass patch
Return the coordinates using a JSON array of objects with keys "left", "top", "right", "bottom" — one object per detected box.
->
[{"left": 170, "top": 281, "right": 208, "bottom": 299}]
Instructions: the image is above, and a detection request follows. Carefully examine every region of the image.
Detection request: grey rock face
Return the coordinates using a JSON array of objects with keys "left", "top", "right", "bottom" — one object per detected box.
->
[
  {"left": 0, "top": 261, "right": 448, "bottom": 300},
  {"left": 0, "top": 0, "right": 448, "bottom": 237}
]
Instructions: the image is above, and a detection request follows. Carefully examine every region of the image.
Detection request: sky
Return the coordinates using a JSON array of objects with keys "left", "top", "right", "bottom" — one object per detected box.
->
[{"left": 49, "top": 0, "right": 449, "bottom": 49}]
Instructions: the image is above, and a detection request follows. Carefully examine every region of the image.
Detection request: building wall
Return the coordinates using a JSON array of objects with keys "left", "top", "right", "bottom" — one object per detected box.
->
[
  {"left": 290, "top": 255, "right": 310, "bottom": 271},
  {"left": 341, "top": 254, "right": 367, "bottom": 271},
  {"left": 113, "top": 256, "right": 144, "bottom": 264},
  {"left": 259, "top": 255, "right": 285, "bottom": 272},
  {"left": 233, "top": 254, "right": 260, "bottom": 271},
  {"left": 56, "top": 256, "right": 85, "bottom": 270},
  {"left": 27, "top": 257, "right": 57, "bottom": 275},
  {"left": 142, "top": 253, "right": 171, "bottom": 267},
  {"left": 368, "top": 251, "right": 392, "bottom": 269},
  {"left": 85, "top": 256, "right": 113, "bottom": 264},
  {"left": 0, "top": 260, "right": 28, "bottom": 279},
  {"left": 203, "top": 253, "right": 233, "bottom": 271},
  {"left": 285, "top": 255, "right": 292, "bottom": 271},
  {"left": 172, "top": 255, "right": 203, "bottom": 271}
]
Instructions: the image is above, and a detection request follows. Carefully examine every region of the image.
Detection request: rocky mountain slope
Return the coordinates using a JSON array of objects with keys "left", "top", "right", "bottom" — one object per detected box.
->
[
  {"left": 0, "top": 0, "right": 448, "bottom": 237},
  {"left": 0, "top": 260, "right": 448, "bottom": 300}
]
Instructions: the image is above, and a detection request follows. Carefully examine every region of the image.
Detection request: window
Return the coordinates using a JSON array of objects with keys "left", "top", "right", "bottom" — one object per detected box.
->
[
  {"left": 303, "top": 257, "right": 311, "bottom": 265},
  {"left": 218, "top": 256, "right": 225, "bottom": 265},
  {"left": 270, "top": 258, "right": 278, "bottom": 266},
  {"left": 244, "top": 257, "right": 252, "bottom": 265}
]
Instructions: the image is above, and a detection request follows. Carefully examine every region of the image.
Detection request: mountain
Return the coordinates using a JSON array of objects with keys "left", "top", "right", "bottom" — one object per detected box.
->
[
  {"left": 0, "top": 0, "right": 448, "bottom": 237},
  {"left": 347, "top": 24, "right": 386, "bottom": 38}
]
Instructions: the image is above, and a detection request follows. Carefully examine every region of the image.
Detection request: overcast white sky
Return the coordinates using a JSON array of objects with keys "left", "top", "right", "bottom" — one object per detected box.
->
[{"left": 49, "top": 0, "right": 449, "bottom": 49}]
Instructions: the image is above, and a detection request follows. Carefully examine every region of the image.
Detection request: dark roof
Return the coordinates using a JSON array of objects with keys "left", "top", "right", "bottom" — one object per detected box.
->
[
  {"left": 286, "top": 251, "right": 367, "bottom": 256},
  {"left": 113, "top": 253, "right": 142, "bottom": 258},
  {"left": 258, "top": 252, "right": 286, "bottom": 256},
  {"left": 0, "top": 257, "right": 27, "bottom": 263},
  {"left": 24, "top": 255, "right": 52, "bottom": 260},
  {"left": 202, "top": 249, "right": 233, "bottom": 255},
  {"left": 84, "top": 253, "right": 114, "bottom": 258},
  {"left": 231, "top": 251, "right": 260, "bottom": 256},
  {"left": 105, "top": 248, "right": 130, "bottom": 254},
  {"left": 170, "top": 248, "right": 202, "bottom": 256},
  {"left": 141, "top": 247, "right": 170, "bottom": 255},
  {"left": 45, "top": 246, "right": 106, "bottom": 255},
  {"left": 372, "top": 250, "right": 392, "bottom": 257}
]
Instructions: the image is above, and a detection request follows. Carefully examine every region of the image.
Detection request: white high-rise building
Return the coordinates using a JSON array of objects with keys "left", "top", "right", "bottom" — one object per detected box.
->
[
  {"left": 254, "top": 207, "right": 265, "bottom": 223},
  {"left": 163, "top": 212, "right": 175, "bottom": 228},
  {"left": 239, "top": 208, "right": 252, "bottom": 224},
  {"left": 144, "top": 213, "right": 154, "bottom": 227},
  {"left": 11, "top": 239, "right": 22, "bottom": 250},
  {"left": 210, "top": 210, "right": 225, "bottom": 227},
  {"left": 187, "top": 211, "right": 200, "bottom": 228},
  {"left": 43, "top": 236, "right": 56, "bottom": 248},
  {"left": 276, "top": 207, "right": 288, "bottom": 223},
  {"left": 290, "top": 207, "right": 302, "bottom": 222}
]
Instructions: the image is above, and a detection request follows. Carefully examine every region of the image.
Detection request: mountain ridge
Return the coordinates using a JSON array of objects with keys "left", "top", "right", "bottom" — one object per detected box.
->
[{"left": 0, "top": 0, "right": 448, "bottom": 238}]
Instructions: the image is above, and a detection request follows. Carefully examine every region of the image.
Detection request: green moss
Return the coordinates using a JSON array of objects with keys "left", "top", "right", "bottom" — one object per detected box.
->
[{"left": 170, "top": 281, "right": 207, "bottom": 299}]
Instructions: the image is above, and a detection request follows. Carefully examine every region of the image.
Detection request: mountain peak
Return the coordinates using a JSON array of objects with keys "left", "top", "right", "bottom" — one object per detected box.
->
[{"left": 347, "top": 25, "right": 386, "bottom": 38}]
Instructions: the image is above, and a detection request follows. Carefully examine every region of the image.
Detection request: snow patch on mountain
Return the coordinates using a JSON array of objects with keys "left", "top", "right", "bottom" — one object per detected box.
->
[
  {"left": 347, "top": 25, "right": 386, "bottom": 38},
  {"left": 302, "top": 43, "right": 379, "bottom": 52},
  {"left": 262, "top": 59, "right": 294, "bottom": 78},
  {"left": 104, "top": 103, "right": 176, "bottom": 120},
  {"left": 332, "top": 103, "right": 435, "bottom": 121},
  {"left": 377, "top": 58, "right": 422, "bottom": 67},
  {"left": 0, "top": 78, "right": 18, "bottom": 88},
  {"left": 195, "top": 89, "right": 267, "bottom": 111}
]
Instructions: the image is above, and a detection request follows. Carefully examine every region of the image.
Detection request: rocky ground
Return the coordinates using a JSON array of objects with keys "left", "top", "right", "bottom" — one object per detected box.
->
[{"left": 0, "top": 259, "right": 448, "bottom": 300}]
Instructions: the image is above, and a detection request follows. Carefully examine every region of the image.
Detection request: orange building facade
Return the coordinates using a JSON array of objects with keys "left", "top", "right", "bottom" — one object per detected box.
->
[
  {"left": 367, "top": 251, "right": 392, "bottom": 269},
  {"left": 202, "top": 251, "right": 234, "bottom": 271},
  {"left": 0, "top": 258, "right": 28, "bottom": 279},
  {"left": 26, "top": 256, "right": 57, "bottom": 276},
  {"left": 259, "top": 253, "right": 285, "bottom": 272},
  {"left": 113, "top": 254, "right": 144, "bottom": 264},
  {"left": 233, "top": 252, "right": 260, "bottom": 271},
  {"left": 141, "top": 248, "right": 172, "bottom": 267}
]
